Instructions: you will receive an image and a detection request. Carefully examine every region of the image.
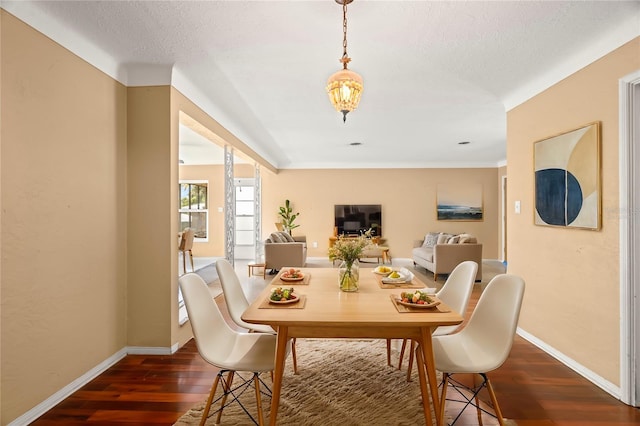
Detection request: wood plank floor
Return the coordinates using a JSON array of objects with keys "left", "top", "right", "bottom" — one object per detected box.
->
[{"left": 32, "top": 280, "right": 640, "bottom": 425}]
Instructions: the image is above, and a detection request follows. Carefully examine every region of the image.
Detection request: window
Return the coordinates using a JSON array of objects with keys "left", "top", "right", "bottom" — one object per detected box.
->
[{"left": 179, "top": 181, "right": 208, "bottom": 240}]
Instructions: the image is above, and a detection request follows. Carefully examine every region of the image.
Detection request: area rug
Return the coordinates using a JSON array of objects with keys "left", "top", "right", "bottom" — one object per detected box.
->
[{"left": 174, "top": 339, "right": 435, "bottom": 426}]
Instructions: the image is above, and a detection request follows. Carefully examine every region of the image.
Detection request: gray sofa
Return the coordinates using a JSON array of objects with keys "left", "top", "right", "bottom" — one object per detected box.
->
[
  {"left": 412, "top": 232, "right": 482, "bottom": 281},
  {"left": 264, "top": 231, "right": 307, "bottom": 272}
]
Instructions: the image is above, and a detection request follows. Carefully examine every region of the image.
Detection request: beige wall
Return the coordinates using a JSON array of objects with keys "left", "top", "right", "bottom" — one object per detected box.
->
[
  {"left": 1, "top": 11, "right": 128, "bottom": 423},
  {"left": 261, "top": 168, "right": 500, "bottom": 259},
  {"left": 126, "top": 86, "right": 175, "bottom": 348},
  {"left": 178, "top": 163, "right": 255, "bottom": 258},
  {"left": 507, "top": 37, "right": 640, "bottom": 385}
]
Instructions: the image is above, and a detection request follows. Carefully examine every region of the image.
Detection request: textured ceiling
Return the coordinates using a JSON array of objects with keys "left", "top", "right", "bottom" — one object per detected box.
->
[{"left": 5, "top": 1, "right": 639, "bottom": 168}]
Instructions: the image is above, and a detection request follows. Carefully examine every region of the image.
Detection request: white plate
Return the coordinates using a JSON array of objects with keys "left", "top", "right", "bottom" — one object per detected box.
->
[
  {"left": 373, "top": 267, "right": 392, "bottom": 276},
  {"left": 382, "top": 274, "right": 410, "bottom": 283},
  {"left": 269, "top": 294, "right": 301, "bottom": 304},
  {"left": 280, "top": 273, "right": 305, "bottom": 282},
  {"left": 396, "top": 298, "right": 440, "bottom": 309}
]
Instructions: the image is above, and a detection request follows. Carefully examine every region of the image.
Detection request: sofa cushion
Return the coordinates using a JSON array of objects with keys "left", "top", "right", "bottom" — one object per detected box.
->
[
  {"left": 447, "top": 235, "right": 460, "bottom": 244},
  {"left": 270, "top": 232, "right": 285, "bottom": 243},
  {"left": 458, "top": 233, "right": 478, "bottom": 244},
  {"left": 422, "top": 232, "right": 440, "bottom": 247},
  {"left": 412, "top": 246, "right": 434, "bottom": 262},
  {"left": 280, "top": 232, "right": 295, "bottom": 242},
  {"left": 437, "top": 232, "right": 453, "bottom": 244}
]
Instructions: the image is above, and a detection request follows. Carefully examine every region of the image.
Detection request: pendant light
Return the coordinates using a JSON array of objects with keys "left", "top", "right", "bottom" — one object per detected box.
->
[{"left": 326, "top": 0, "right": 363, "bottom": 123}]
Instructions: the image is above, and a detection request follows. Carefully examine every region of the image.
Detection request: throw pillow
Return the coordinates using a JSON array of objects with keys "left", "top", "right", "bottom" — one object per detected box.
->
[
  {"left": 447, "top": 235, "right": 460, "bottom": 244},
  {"left": 280, "top": 232, "right": 295, "bottom": 242},
  {"left": 436, "top": 233, "right": 453, "bottom": 245},
  {"left": 270, "top": 232, "right": 284, "bottom": 243},
  {"left": 422, "top": 232, "right": 439, "bottom": 247},
  {"left": 458, "top": 233, "right": 478, "bottom": 244}
]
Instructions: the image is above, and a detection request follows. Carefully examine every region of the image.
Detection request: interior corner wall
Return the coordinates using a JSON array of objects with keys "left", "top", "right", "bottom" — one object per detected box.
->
[
  {"left": 127, "top": 86, "right": 175, "bottom": 348},
  {"left": 261, "top": 167, "right": 500, "bottom": 259},
  {"left": 506, "top": 37, "right": 640, "bottom": 387},
  {"left": 1, "top": 10, "right": 128, "bottom": 423}
]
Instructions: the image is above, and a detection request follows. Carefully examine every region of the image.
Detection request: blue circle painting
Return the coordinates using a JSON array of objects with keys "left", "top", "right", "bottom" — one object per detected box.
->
[{"left": 535, "top": 168, "right": 583, "bottom": 226}]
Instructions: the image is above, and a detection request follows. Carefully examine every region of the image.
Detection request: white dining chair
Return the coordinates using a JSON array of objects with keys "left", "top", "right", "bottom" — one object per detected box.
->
[
  {"left": 179, "top": 272, "right": 289, "bottom": 426},
  {"left": 216, "top": 259, "right": 298, "bottom": 374},
  {"left": 392, "top": 260, "right": 478, "bottom": 381},
  {"left": 432, "top": 273, "right": 525, "bottom": 425}
]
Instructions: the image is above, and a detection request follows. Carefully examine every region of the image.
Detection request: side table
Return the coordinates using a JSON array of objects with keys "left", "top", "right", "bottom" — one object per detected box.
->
[{"left": 248, "top": 262, "right": 266, "bottom": 278}]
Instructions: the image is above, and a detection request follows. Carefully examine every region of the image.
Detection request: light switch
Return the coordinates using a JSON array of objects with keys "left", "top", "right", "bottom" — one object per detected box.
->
[
  {"left": 312, "top": 241, "right": 318, "bottom": 248},
  {"left": 217, "top": 207, "right": 223, "bottom": 213},
  {"left": 514, "top": 200, "right": 521, "bottom": 214}
]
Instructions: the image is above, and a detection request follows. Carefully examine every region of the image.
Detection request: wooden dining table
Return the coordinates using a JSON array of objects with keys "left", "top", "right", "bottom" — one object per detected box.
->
[{"left": 241, "top": 267, "right": 463, "bottom": 426}]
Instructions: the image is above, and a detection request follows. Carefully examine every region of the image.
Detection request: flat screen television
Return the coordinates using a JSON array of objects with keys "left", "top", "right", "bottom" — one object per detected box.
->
[{"left": 334, "top": 204, "right": 382, "bottom": 237}]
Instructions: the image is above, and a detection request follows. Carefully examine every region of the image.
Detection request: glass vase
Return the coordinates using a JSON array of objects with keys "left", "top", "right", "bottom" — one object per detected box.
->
[{"left": 339, "top": 259, "right": 360, "bottom": 292}]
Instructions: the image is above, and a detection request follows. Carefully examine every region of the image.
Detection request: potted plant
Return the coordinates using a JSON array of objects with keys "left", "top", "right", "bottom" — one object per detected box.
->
[{"left": 278, "top": 199, "right": 300, "bottom": 235}]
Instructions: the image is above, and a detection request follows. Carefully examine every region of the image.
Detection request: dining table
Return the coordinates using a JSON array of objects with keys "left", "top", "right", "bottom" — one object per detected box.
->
[{"left": 241, "top": 267, "right": 463, "bottom": 426}]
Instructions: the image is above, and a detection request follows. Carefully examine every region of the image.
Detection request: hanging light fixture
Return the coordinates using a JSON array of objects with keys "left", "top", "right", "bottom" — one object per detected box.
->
[{"left": 326, "top": 0, "right": 363, "bottom": 123}]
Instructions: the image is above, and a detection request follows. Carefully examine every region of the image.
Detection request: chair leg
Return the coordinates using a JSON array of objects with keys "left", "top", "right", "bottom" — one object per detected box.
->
[
  {"left": 397, "top": 339, "right": 407, "bottom": 370},
  {"left": 215, "top": 371, "right": 235, "bottom": 425},
  {"left": 182, "top": 250, "right": 187, "bottom": 275},
  {"left": 484, "top": 374, "right": 505, "bottom": 426},
  {"left": 291, "top": 338, "right": 299, "bottom": 374},
  {"left": 200, "top": 372, "right": 222, "bottom": 426},
  {"left": 406, "top": 340, "right": 416, "bottom": 382},
  {"left": 253, "top": 373, "right": 265, "bottom": 426},
  {"left": 386, "top": 339, "right": 392, "bottom": 367},
  {"left": 189, "top": 249, "right": 194, "bottom": 272},
  {"left": 440, "top": 372, "right": 450, "bottom": 426},
  {"left": 474, "top": 373, "right": 483, "bottom": 425}
]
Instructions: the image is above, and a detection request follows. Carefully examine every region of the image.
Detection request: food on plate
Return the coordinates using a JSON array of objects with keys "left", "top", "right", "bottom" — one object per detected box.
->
[
  {"left": 375, "top": 265, "right": 392, "bottom": 274},
  {"left": 388, "top": 271, "right": 401, "bottom": 279},
  {"left": 399, "top": 290, "right": 434, "bottom": 305},
  {"left": 270, "top": 287, "right": 297, "bottom": 302},
  {"left": 281, "top": 268, "right": 304, "bottom": 279}
]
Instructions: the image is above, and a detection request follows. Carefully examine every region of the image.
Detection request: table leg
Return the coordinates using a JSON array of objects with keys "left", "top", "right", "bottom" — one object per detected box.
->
[
  {"left": 269, "top": 326, "right": 289, "bottom": 426},
  {"left": 414, "top": 340, "right": 434, "bottom": 426},
  {"left": 420, "top": 327, "right": 442, "bottom": 426}
]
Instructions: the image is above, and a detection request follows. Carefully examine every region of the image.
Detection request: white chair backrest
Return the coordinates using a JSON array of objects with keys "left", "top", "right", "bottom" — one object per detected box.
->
[
  {"left": 460, "top": 273, "right": 525, "bottom": 369},
  {"left": 178, "top": 273, "right": 236, "bottom": 362},
  {"left": 434, "top": 260, "right": 478, "bottom": 335},
  {"left": 216, "top": 259, "right": 250, "bottom": 325}
]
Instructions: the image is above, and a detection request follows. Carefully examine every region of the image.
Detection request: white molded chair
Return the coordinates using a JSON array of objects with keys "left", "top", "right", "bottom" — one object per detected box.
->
[
  {"left": 432, "top": 273, "right": 525, "bottom": 425},
  {"left": 393, "top": 260, "right": 478, "bottom": 380},
  {"left": 179, "top": 273, "right": 288, "bottom": 426},
  {"left": 216, "top": 259, "right": 298, "bottom": 374}
]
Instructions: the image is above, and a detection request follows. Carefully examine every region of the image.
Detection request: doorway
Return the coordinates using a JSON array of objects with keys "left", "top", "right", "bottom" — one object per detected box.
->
[{"left": 619, "top": 70, "right": 640, "bottom": 407}]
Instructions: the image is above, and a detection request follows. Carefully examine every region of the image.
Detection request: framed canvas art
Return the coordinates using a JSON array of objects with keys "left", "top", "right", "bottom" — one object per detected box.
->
[
  {"left": 437, "top": 183, "right": 483, "bottom": 221},
  {"left": 534, "top": 122, "right": 601, "bottom": 230}
]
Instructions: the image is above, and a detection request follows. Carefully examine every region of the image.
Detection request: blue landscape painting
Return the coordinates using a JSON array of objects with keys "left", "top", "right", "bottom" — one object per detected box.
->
[{"left": 437, "top": 204, "right": 483, "bottom": 221}]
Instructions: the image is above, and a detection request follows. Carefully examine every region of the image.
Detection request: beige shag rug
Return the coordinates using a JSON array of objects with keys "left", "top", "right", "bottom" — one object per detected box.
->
[
  {"left": 174, "top": 339, "right": 432, "bottom": 425},
  {"left": 174, "top": 339, "right": 514, "bottom": 426}
]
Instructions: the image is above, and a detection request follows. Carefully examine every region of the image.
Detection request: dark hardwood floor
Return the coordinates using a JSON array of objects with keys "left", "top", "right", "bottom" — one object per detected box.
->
[{"left": 31, "top": 287, "right": 640, "bottom": 425}]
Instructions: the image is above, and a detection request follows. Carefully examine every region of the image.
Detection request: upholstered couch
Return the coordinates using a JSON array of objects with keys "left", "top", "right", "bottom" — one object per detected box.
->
[
  {"left": 264, "top": 231, "right": 307, "bottom": 272},
  {"left": 412, "top": 232, "right": 482, "bottom": 281}
]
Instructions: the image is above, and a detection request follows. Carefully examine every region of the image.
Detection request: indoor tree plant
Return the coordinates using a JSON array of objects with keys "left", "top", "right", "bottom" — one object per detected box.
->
[{"left": 277, "top": 199, "right": 300, "bottom": 235}]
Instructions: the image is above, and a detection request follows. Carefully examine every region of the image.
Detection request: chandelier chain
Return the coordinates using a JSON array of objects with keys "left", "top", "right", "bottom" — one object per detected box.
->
[{"left": 342, "top": 0, "right": 349, "bottom": 67}]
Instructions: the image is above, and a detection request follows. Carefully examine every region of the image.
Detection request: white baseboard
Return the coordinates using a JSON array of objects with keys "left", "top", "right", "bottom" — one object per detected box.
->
[
  {"left": 7, "top": 344, "right": 179, "bottom": 426},
  {"left": 517, "top": 327, "right": 621, "bottom": 399}
]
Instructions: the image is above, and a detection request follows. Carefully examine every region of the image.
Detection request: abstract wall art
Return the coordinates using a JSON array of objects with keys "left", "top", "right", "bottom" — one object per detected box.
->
[
  {"left": 534, "top": 122, "right": 601, "bottom": 230},
  {"left": 437, "top": 183, "right": 483, "bottom": 221}
]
